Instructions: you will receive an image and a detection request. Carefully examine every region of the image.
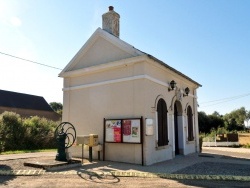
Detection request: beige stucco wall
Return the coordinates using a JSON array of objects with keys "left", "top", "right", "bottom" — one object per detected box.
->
[
  {"left": 68, "top": 36, "right": 140, "bottom": 72},
  {"left": 62, "top": 58, "right": 199, "bottom": 165},
  {"left": 141, "top": 61, "right": 199, "bottom": 164},
  {"left": 63, "top": 77, "right": 146, "bottom": 164},
  {"left": 64, "top": 60, "right": 145, "bottom": 88}
]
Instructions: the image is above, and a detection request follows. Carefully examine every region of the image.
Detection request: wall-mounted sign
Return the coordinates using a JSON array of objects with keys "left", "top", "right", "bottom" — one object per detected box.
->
[
  {"left": 145, "top": 119, "right": 154, "bottom": 136},
  {"left": 104, "top": 118, "right": 142, "bottom": 143}
]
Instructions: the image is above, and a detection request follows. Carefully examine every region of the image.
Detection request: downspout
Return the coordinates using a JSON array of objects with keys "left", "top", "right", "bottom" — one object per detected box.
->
[{"left": 193, "top": 89, "right": 200, "bottom": 153}]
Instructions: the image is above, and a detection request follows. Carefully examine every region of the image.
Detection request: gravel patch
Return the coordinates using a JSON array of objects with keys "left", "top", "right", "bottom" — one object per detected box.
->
[
  {"left": 0, "top": 158, "right": 42, "bottom": 170},
  {"left": 174, "top": 162, "right": 250, "bottom": 176}
]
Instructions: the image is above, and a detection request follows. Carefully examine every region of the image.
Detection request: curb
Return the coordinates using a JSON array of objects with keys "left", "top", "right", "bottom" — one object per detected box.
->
[
  {"left": 109, "top": 171, "right": 250, "bottom": 181},
  {"left": 0, "top": 170, "right": 46, "bottom": 176},
  {"left": 0, "top": 170, "right": 250, "bottom": 181}
]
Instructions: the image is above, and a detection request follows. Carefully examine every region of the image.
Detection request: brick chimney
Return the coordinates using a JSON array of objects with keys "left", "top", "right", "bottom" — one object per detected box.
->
[{"left": 102, "top": 6, "right": 120, "bottom": 38}]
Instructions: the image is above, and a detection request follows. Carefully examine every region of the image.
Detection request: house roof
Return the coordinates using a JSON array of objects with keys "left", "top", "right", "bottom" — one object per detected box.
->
[
  {"left": 60, "top": 28, "right": 201, "bottom": 87},
  {"left": 0, "top": 90, "right": 53, "bottom": 111}
]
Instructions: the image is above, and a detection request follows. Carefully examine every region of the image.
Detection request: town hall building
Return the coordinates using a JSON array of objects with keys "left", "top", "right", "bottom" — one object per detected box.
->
[{"left": 59, "top": 6, "right": 201, "bottom": 165}]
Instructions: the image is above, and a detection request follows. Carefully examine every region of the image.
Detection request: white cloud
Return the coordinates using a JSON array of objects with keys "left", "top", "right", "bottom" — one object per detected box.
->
[
  {"left": 0, "top": 0, "right": 8, "bottom": 16},
  {"left": 10, "top": 16, "right": 22, "bottom": 26},
  {"left": 0, "top": 0, "right": 22, "bottom": 27}
]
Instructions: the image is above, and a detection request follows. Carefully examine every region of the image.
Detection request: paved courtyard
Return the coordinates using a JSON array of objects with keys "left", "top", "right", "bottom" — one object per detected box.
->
[{"left": 0, "top": 147, "right": 250, "bottom": 187}]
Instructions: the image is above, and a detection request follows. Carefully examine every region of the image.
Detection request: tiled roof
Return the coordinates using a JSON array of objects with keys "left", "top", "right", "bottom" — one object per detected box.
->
[{"left": 0, "top": 90, "right": 53, "bottom": 111}]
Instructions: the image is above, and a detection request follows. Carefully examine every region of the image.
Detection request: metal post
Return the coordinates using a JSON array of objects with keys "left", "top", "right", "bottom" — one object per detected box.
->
[
  {"left": 89, "top": 146, "right": 92, "bottom": 162},
  {"left": 98, "top": 151, "right": 100, "bottom": 160},
  {"left": 82, "top": 144, "right": 84, "bottom": 164}
]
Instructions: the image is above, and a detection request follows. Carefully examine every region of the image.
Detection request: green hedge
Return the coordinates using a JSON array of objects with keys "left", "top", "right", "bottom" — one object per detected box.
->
[{"left": 0, "top": 111, "right": 59, "bottom": 152}]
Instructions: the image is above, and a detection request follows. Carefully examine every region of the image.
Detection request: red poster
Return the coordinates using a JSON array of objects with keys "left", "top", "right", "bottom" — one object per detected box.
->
[
  {"left": 123, "top": 120, "right": 131, "bottom": 135},
  {"left": 114, "top": 127, "right": 121, "bottom": 142}
]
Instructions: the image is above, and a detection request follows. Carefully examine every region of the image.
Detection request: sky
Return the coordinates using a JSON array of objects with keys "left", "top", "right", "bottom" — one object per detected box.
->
[{"left": 0, "top": 0, "right": 250, "bottom": 115}]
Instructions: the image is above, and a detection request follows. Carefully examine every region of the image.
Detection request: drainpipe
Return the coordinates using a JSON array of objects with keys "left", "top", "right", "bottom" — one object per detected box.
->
[{"left": 193, "top": 90, "right": 199, "bottom": 153}]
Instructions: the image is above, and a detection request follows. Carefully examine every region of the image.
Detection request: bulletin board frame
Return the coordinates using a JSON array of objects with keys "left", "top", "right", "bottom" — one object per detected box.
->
[
  {"left": 104, "top": 118, "right": 142, "bottom": 144},
  {"left": 103, "top": 117, "right": 144, "bottom": 165}
]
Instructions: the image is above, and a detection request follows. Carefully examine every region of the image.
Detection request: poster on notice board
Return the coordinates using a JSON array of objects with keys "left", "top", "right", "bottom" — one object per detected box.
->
[
  {"left": 122, "top": 119, "right": 141, "bottom": 143},
  {"left": 105, "top": 120, "right": 121, "bottom": 142}
]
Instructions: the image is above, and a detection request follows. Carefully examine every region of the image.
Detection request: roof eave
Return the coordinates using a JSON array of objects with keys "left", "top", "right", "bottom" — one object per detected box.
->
[{"left": 147, "top": 54, "right": 202, "bottom": 87}]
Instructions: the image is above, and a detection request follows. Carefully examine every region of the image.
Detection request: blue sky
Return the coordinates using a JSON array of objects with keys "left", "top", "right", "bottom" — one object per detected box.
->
[{"left": 0, "top": 0, "right": 250, "bottom": 115}]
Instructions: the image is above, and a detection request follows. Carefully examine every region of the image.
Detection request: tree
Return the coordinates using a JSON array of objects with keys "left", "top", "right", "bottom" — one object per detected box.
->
[
  {"left": 49, "top": 102, "right": 63, "bottom": 115},
  {"left": 198, "top": 111, "right": 210, "bottom": 133},
  {"left": 223, "top": 107, "right": 246, "bottom": 131},
  {"left": 227, "top": 118, "right": 238, "bottom": 131},
  {"left": 211, "top": 111, "right": 221, "bottom": 117},
  {"left": 246, "top": 111, "right": 250, "bottom": 120},
  {"left": 198, "top": 111, "right": 224, "bottom": 133},
  {"left": 207, "top": 113, "right": 224, "bottom": 131}
]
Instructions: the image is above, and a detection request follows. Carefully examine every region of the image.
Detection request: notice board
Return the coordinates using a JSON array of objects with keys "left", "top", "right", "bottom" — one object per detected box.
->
[
  {"left": 104, "top": 118, "right": 142, "bottom": 144},
  {"left": 103, "top": 117, "right": 144, "bottom": 165}
]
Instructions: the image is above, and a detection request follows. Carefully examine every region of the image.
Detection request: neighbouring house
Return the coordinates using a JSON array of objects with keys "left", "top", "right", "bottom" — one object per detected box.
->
[
  {"left": 59, "top": 6, "right": 201, "bottom": 165},
  {"left": 0, "top": 90, "right": 61, "bottom": 121}
]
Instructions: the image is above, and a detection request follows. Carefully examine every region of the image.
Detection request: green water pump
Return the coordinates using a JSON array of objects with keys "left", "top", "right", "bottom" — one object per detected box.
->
[{"left": 54, "top": 122, "right": 76, "bottom": 161}]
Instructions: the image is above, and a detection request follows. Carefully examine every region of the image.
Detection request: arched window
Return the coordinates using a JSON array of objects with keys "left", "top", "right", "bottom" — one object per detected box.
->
[
  {"left": 187, "top": 106, "right": 194, "bottom": 141},
  {"left": 157, "top": 98, "right": 168, "bottom": 146}
]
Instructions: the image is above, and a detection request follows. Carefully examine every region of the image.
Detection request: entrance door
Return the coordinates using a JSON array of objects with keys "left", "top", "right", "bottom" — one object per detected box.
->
[{"left": 174, "top": 103, "right": 179, "bottom": 155}]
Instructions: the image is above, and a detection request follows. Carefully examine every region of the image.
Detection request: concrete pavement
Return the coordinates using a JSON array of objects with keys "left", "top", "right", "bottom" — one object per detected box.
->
[{"left": 0, "top": 147, "right": 250, "bottom": 181}]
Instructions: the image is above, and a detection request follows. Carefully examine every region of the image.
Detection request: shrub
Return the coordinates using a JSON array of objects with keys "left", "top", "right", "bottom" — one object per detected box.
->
[
  {"left": 242, "top": 143, "right": 250, "bottom": 148},
  {"left": 23, "top": 116, "right": 58, "bottom": 149},
  {"left": 0, "top": 112, "right": 26, "bottom": 151},
  {"left": 0, "top": 139, "right": 4, "bottom": 153},
  {"left": 0, "top": 111, "right": 59, "bottom": 152},
  {"left": 216, "top": 127, "right": 228, "bottom": 134}
]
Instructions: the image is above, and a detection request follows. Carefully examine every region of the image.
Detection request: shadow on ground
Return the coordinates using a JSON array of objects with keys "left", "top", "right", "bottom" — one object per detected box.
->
[
  {"left": 73, "top": 152, "right": 250, "bottom": 187},
  {"left": 22, "top": 150, "right": 250, "bottom": 187},
  {"left": 76, "top": 170, "right": 121, "bottom": 184},
  {"left": 0, "top": 165, "right": 16, "bottom": 185},
  {"left": 51, "top": 152, "right": 250, "bottom": 175}
]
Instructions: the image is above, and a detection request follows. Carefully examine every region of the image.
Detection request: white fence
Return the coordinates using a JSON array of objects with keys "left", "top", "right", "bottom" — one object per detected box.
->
[
  {"left": 202, "top": 136, "right": 239, "bottom": 147},
  {"left": 202, "top": 141, "right": 239, "bottom": 147}
]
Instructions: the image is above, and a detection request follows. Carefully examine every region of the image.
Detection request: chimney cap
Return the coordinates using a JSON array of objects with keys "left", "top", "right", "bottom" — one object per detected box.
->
[{"left": 109, "top": 6, "right": 114, "bottom": 11}]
